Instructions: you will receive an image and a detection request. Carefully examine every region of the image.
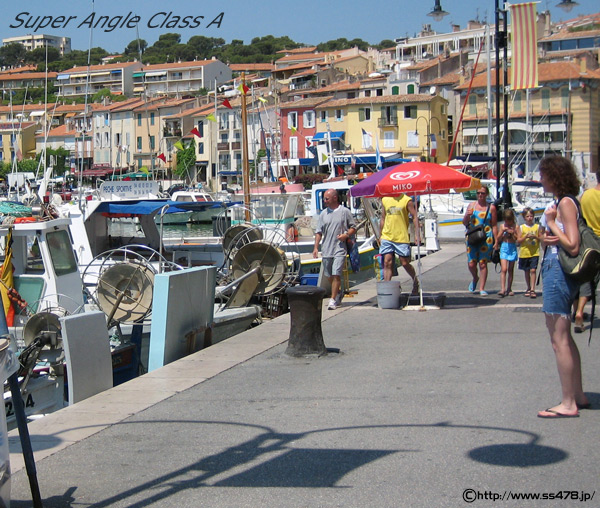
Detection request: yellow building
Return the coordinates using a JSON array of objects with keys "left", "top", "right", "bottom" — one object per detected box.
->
[{"left": 314, "top": 94, "right": 449, "bottom": 167}]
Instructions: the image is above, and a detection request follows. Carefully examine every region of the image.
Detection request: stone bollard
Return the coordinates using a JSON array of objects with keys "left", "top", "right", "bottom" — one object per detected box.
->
[{"left": 285, "top": 285, "right": 327, "bottom": 357}]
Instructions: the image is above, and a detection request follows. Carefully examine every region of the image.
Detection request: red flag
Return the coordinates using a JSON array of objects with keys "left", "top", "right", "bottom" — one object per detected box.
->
[
  {"left": 222, "top": 99, "right": 233, "bottom": 109},
  {"left": 305, "top": 139, "right": 311, "bottom": 148},
  {"left": 237, "top": 83, "right": 250, "bottom": 95},
  {"left": 190, "top": 127, "right": 201, "bottom": 137},
  {"left": 510, "top": 2, "right": 538, "bottom": 90},
  {"left": 157, "top": 153, "right": 166, "bottom": 162}
]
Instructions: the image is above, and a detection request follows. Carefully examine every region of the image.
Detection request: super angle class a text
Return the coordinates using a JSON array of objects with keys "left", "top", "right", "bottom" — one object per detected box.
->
[{"left": 10, "top": 11, "right": 224, "bottom": 33}]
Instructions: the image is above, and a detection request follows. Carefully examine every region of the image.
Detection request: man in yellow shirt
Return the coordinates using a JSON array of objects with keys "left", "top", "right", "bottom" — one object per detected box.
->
[
  {"left": 574, "top": 172, "right": 600, "bottom": 332},
  {"left": 379, "top": 194, "right": 420, "bottom": 294}
]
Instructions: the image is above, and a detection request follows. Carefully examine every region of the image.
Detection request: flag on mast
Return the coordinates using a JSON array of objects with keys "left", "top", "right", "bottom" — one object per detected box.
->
[
  {"left": 509, "top": 2, "right": 538, "bottom": 90},
  {"left": 430, "top": 133, "right": 437, "bottom": 158},
  {"left": 375, "top": 131, "right": 383, "bottom": 170},
  {"left": 222, "top": 99, "right": 233, "bottom": 109},
  {"left": 190, "top": 127, "right": 201, "bottom": 137},
  {"left": 157, "top": 153, "right": 166, "bottom": 162}
]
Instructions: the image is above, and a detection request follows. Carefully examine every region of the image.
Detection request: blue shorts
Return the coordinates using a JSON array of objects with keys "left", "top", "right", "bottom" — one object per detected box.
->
[
  {"left": 542, "top": 254, "right": 578, "bottom": 318},
  {"left": 380, "top": 239, "right": 411, "bottom": 258},
  {"left": 500, "top": 242, "right": 517, "bottom": 262}
]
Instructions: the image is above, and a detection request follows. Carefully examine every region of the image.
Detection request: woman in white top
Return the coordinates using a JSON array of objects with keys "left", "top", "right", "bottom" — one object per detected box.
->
[{"left": 537, "top": 155, "right": 589, "bottom": 418}]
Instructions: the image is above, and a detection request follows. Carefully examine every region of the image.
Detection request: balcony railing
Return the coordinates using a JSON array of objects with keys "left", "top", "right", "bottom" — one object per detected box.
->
[
  {"left": 378, "top": 116, "right": 398, "bottom": 128},
  {"left": 231, "top": 141, "right": 241, "bottom": 150},
  {"left": 217, "top": 142, "right": 230, "bottom": 151}
]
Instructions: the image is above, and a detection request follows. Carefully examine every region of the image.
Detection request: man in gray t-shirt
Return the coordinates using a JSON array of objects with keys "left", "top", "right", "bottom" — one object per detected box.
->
[{"left": 312, "top": 189, "right": 356, "bottom": 310}]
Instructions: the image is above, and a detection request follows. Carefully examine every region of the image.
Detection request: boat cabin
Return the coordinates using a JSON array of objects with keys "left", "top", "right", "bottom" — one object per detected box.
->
[{"left": 0, "top": 218, "right": 84, "bottom": 317}]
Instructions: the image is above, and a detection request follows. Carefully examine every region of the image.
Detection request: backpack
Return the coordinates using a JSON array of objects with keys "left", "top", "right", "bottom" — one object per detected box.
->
[
  {"left": 557, "top": 195, "right": 600, "bottom": 342},
  {"left": 556, "top": 196, "right": 600, "bottom": 284}
]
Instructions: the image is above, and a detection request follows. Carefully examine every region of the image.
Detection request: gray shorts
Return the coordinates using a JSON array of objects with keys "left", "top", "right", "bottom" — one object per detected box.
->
[
  {"left": 322, "top": 256, "right": 345, "bottom": 277},
  {"left": 379, "top": 239, "right": 411, "bottom": 258}
]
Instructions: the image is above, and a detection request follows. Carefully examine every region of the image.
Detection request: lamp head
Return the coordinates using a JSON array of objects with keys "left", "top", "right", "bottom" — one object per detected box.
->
[
  {"left": 556, "top": 0, "right": 578, "bottom": 13},
  {"left": 428, "top": 0, "right": 449, "bottom": 22}
]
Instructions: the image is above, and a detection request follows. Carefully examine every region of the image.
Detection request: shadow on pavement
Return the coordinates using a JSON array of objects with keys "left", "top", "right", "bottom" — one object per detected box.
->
[{"left": 11, "top": 419, "right": 568, "bottom": 508}]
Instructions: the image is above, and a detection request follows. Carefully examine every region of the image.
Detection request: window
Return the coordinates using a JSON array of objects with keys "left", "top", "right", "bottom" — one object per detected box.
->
[
  {"left": 150, "top": 135, "right": 155, "bottom": 150},
  {"left": 115, "top": 133, "right": 121, "bottom": 146},
  {"left": 468, "top": 95, "right": 477, "bottom": 115},
  {"left": 137, "top": 137, "right": 142, "bottom": 151},
  {"left": 137, "top": 113, "right": 142, "bottom": 126},
  {"left": 104, "top": 113, "right": 109, "bottom": 126},
  {"left": 198, "top": 120, "right": 204, "bottom": 137},
  {"left": 561, "top": 87, "right": 569, "bottom": 109},
  {"left": 103, "top": 132, "right": 109, "bottom": 148},
  {"left": 404, "top": 105, "right": 417, "bottom": 119},
  {"left": 542, "top": 88, "right": 550, "bottom": 110},
  {"left": 198, "top": 142, "right": 204, "bottom": 154},
  {"left": 289, "top": 137, "right": 298, "bottom": 158},
  {"left": 47, "top": 230, "right": 78, "bottom": 276},
  {"left": 407, "top": 131, "right": 419, "bottom": 148},
  {"left": 219, "top": 113, "right": 229, "bottom": 130},
  {"left": 384, "top": 131, "right": 394, "bottom": 148},
  {"left": 365, "top": 90, "right": 371, "bottom": 97},
  {"left": 359, "top": 107, "right": 371, "bottom": 121},
  {"left": 150, "top": 112, "right": 155, "bottom": 126},
  {"left": 407, "top": 84, "right": 415, "bottom": 94},
  {"left": 287, "top": 111, "right": 298, "bottom": 129},
  {"left": 376, "top": 88, "right": 383, "bottom": 96},
  {"left": 320, "top": 111, "right": 327, "bottom": 123},
  {"left": 335, "top": 109, "right": 343, "bottom": 121},
  {"left": 391, "top": 86, "right": 399, "bottom": 95},
  {"left": 514, "top": 91, "right": 522, "bottom": 112},
  {"left": 303, "top": 110, "right": 315, "bottom": 128}
]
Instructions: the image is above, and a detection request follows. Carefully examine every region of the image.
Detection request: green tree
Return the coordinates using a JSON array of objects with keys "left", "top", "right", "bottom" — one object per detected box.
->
[
  {"left": 0, "top": 43, "right": 27, "bottom": 67},
  {"left": 124, "top": 39, "right": 147, "bottom": 58},
  {"left": 174, "top": 141, "right": 196, "bottom": 179},
  {"left": 25, "top": 47, "right": 61, "bottom": 65}
]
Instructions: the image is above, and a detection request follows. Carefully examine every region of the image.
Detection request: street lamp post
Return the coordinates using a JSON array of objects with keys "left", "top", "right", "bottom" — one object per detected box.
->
[
  {"left": 415, "top": 116, "right": 430, "bottom": 162},
  {"left": 415, "top": 115, "right": 442, "bottom": 162}
]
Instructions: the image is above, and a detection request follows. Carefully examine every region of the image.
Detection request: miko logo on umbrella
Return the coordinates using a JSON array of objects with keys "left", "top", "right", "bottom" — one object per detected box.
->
[{"left": 390, "top": 170, "right": 421, "bottom": 181}]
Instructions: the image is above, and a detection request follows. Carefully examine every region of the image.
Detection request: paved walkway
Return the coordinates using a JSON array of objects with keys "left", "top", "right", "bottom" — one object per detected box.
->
[{"left": 8, "top": 243, "right": 600, "bottom": 507}]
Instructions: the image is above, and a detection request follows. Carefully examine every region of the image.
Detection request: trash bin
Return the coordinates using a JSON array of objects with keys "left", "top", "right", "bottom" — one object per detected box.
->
[{"left": 285, "top": 286, "right": 327, "bottom": 356}]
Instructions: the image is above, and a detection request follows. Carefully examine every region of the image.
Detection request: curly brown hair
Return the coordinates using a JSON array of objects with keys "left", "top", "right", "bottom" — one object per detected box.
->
[{"left": 539, "top": 155, "right": 580, "bottom": 197}]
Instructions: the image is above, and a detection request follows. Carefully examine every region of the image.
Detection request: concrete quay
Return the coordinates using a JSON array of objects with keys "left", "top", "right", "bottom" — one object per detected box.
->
[{"left": 8, "top": 242, "right": 600, "bottom": 507}]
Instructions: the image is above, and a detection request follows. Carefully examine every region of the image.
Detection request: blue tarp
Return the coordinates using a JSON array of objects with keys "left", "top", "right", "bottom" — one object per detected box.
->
[
  {"left": 96, "top": 200, "right": 242, "bottom": 216},
  {"left": 96, "top": 200, "right": 189, "bottom": 215},
  {"left": 312, "top": 131, "right": 345, "bottom": 140}
]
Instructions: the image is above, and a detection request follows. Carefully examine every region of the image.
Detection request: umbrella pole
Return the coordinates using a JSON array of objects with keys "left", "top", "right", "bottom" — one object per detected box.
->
[{"left": 416, "top": 193, "right": 424, "bottom": 309}]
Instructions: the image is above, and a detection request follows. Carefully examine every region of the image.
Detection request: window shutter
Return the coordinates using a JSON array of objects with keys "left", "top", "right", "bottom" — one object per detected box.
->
[{"left": 358, "top": 108, "right": 365, "bottom": 122}]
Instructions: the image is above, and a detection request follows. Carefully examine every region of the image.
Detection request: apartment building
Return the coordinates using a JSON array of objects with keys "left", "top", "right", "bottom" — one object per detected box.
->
[
  {"left": 56, "top": 61, "right": 143, "bottom": 98},
  {"left": 133, "top": 59, "right": 232, "bottom": 97},
  {"left": 2, "top": 34, "right": 71, "bottom": 55}
]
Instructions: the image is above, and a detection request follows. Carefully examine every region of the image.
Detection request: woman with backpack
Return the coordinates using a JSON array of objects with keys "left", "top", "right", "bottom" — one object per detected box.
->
[{"left": 538, "top": 155, "right": 589, "bottom": 418}]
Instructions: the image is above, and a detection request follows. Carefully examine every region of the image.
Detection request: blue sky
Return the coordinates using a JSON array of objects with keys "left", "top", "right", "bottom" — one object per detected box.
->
[{"left": 1, "top": 0, "right": 598, "bottom": 54}]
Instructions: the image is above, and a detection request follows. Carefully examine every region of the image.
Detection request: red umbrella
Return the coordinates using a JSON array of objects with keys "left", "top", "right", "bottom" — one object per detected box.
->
[{"left": 349, "top": 161, "right": 480, "bottom": 198}]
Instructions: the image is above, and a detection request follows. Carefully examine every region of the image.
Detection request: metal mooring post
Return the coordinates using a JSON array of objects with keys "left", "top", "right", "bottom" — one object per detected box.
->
[{"left": 285, "top": 286, "right": 327, "bottom": 356}]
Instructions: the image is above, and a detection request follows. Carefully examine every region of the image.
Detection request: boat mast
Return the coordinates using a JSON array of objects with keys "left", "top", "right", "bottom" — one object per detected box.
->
[{"left": 240, "top": 73, "right": 251, "bottom": 221}]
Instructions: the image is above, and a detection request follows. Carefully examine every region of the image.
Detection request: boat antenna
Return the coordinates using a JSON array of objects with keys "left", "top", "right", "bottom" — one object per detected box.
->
[{"left": 79, "top": 0, "right": 95, "bottom": 212}]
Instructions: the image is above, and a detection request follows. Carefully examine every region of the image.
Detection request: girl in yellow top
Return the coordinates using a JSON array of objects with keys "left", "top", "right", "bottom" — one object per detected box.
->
[{"left": 517, "top": 207, "right": 542, "bottom": 298}]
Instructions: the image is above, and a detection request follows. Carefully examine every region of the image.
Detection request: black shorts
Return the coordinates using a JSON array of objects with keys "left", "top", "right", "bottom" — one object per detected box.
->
[{"left": 518, "top": 256, "right": 539, "bottom": 271}]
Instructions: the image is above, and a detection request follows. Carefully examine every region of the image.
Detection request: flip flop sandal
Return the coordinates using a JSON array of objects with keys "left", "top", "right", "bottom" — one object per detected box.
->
[
  {"left": 498, "top": 291, "right": 506, "bottom": 297},
  {"left": 537, "top": 408, "right": 579, "bottom": 418},
  {"left": 508, "top": 291, "right": 515, "bottom": 296},
  {"left": 530, "top": 291, "right": 537, "bottom": 298},
  {"left": 524, "top": 290, "right": 532, "bottom": 297}
]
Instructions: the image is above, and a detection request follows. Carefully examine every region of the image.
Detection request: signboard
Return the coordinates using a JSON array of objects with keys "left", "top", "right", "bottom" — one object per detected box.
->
[{"left": 100, "top": 180, "right": 159, "bottom": 199}]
